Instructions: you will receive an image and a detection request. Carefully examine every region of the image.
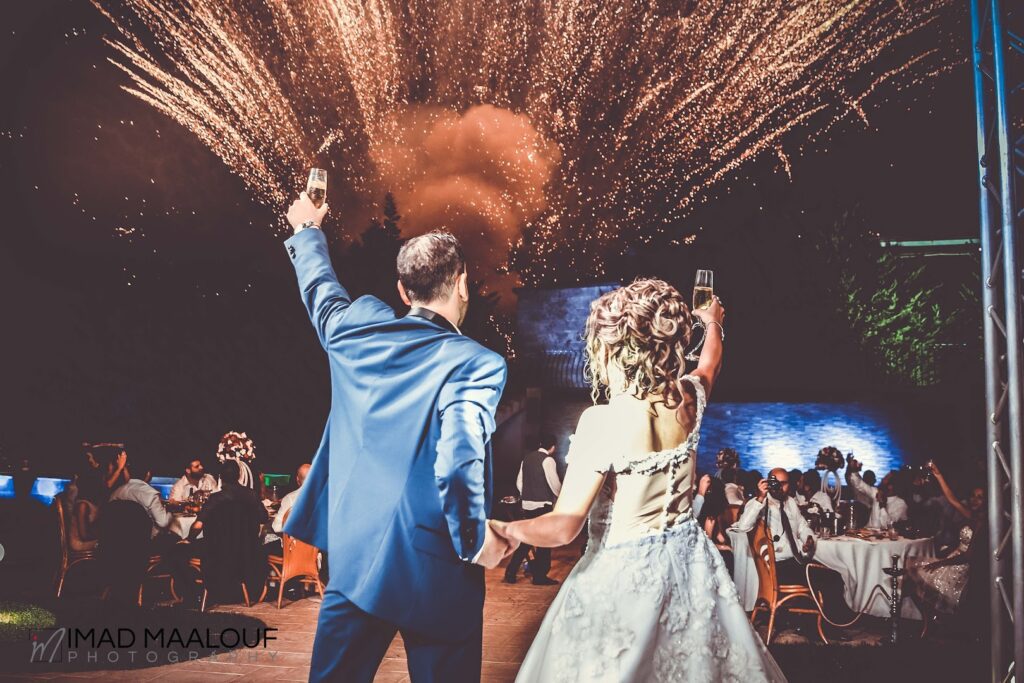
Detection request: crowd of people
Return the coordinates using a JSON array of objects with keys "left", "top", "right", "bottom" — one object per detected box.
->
[{"left": 0, "top": 436, "right": 314, "bottom": 606}]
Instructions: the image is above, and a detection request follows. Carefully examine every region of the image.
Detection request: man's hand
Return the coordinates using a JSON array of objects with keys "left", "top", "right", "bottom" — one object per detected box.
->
[
  {"left": 287, "top": 192, "right": 330, "bottom": 232},
  {"left": 697, "top": 474, "right": 712, "bottom": 497},
  {"left": 472, "top": 520, "right": 517, "bottom": 570},
  {"left": 756, "top": 479, "right": 769, "bottom": 502},
  {"left": 802, "top": 535, "right": 815, "bottom": 554},
  {"left": 847, "top": 457, "right": 862, "bottom": 474}
]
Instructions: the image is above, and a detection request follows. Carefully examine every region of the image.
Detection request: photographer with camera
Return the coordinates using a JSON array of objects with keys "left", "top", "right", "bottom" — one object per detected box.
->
[
  {"left": 732, "top": 468, "right": 815, "bottom": 584},
  {"left": 732, "top": 467, "right": 855, "bottom": 622}
]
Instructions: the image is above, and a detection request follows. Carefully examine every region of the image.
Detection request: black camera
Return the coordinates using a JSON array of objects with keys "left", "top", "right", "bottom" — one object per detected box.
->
[{"left": 766, "top": 473, "right": 786, "bottom": 499}]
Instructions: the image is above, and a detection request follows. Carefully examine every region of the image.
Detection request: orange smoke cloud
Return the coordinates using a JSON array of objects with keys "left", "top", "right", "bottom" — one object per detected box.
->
[{"left": 372, "top": 104, "right": 561, "bottom": 304}]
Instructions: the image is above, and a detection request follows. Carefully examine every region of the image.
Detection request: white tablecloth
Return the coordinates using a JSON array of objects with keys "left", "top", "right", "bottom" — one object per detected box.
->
[
  {"left": 727, "top": 530, "right": 935, "bottom": 619},
  {"left": 170, "top": 515, "right": 197, "bottom": 539}
]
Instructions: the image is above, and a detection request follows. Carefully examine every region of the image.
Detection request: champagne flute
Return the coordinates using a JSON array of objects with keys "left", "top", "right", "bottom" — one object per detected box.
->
[
  {"left": 307, "top": 168, "right": 327, "bottom": 208},
  {"left": 685, "top": 269, "right": 714, "bottom": 361},
  {"left": 692, "top": 269, "right": 714, "bottom": 310}
]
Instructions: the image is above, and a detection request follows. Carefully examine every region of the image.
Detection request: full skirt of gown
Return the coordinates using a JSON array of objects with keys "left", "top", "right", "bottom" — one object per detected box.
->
[{"left": 515, "top": 516, "right": 786, "bottom": 682}]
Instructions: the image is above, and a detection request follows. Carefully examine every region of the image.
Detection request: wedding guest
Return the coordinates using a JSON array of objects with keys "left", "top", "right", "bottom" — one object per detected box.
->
[
  {"left": 504, "top": 434, "right": 561, "bottom": 585},
  {"left": 696, "top": 474, "right": 729, "bottom": 545},
  {"left": 69, "top": 462, "right": 105, "bottom": 552},
  {"left": 862, "top": 470, "right": 877, "bottom": 487},
  {"left": 731, "top": 468, "right": 853, "bottom": 621},
  {"left": 107, "top": 455, "right": 177, "bottom": 552},
  {"left": 845, "top": 458, "right": 908, "bottom": 528},
  {"left": 170, "top": 458, "right": 218, "bottom": 502},
  {"left": 273, "top": 463, "right": 312, "bottom": 534},
  {"left": 181, "top": 459, "right": 269, "bottom": 602},
  {"left": 787, "top": 468, "right": 803, "bottom": 499},
  {"left": 796, "top": 470, "right": 834, "bottom": 513},
  {"left": 264, "top": 463, "right": 312, "bottom": 556},
  {"left": 905, "top": 462, "right": 987, "bottom": 621}
]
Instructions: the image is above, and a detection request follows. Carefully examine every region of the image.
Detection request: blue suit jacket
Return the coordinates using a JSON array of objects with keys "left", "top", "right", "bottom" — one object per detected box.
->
[{"left": 282, "top": 228, "right": 507, "bottom": 640}]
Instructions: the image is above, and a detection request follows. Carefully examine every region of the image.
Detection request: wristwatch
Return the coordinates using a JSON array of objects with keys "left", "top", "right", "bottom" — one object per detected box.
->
[{"left": 298, "top": 220, "right": 320, "bottom": 231}]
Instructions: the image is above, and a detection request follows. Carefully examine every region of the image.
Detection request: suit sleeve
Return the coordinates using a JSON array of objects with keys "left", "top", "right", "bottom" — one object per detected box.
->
[
  {"left": 435, "top": 350, "right": 508, "bottom": 562},
  {"left": 284, "top": 228, "right": 352, "bottom": 347}
]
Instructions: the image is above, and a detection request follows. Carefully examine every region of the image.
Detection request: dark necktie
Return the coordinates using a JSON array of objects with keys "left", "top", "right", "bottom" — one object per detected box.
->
[{"left": 766, "top": 499, "right": 805, "bottom": 564}]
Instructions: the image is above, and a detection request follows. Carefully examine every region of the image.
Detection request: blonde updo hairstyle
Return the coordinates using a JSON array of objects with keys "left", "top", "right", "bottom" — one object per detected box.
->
[{"left": 584, "top": 278, "right": 694, "bottom": 408}]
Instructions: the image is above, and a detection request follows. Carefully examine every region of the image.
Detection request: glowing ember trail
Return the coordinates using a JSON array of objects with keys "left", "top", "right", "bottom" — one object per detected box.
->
[{"left": 93, "top": 0, "right": 960, "bottom": 285}]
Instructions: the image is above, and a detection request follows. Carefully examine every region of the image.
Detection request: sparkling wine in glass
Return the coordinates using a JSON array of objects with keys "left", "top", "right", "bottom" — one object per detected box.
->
[
  {"left": 685, "top": 269, "right": 714, "bottom": 361},
  {"left": 692, "top": 269, "right": 714, "bottom": 311},
  {"left": 306, "top": 168, "right": 327, "bottom": 208}
]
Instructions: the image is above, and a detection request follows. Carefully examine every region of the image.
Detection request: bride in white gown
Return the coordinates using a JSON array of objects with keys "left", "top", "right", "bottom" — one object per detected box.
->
[{"left": 493, "top": 279, "right": 786, "bottom": 682}]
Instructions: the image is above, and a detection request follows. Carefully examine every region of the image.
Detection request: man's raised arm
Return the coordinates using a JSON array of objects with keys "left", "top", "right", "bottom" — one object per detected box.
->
[{"left": 284, "top": 193, "right": 350, "bottom": 347}]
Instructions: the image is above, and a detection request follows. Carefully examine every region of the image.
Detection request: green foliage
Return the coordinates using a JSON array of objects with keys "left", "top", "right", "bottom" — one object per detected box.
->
[
  {"left": 815, "top": 210, "right": 960, "bottom": 386},
  {"left": 0, "top": 602, "right": 56, "bottom": 642}
]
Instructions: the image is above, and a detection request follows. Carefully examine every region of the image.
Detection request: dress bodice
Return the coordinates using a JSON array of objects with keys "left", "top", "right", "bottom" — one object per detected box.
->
[{"left": 587, "top": 376, "right": 705, "bottom": 547}]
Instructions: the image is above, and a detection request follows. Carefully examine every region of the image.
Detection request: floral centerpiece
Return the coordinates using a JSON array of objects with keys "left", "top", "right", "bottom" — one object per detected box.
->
[{"left": 216, "top": 430, "right": 257, "bottom": 489}]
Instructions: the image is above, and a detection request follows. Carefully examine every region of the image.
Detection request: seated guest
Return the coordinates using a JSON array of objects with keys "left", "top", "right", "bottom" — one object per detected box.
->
[
  {"left": 69, "top": 463, "right": 106, "bottom": 552},
  {"left": 845, "top": 458, "right": 908, "bottom": 528},
  {"left": 170, "top": 458, "right": 218, "bottom": 502},
  {"left": 264, "top": 463, "right": 311, "bottom": 556},
  {"left": 107, "top": 454, "right": 176, "bottom": 552},
  {"left": 181, "top": 460, "right": 269, "bottom": 602},
  {"left": 795, "top": 470, "right": 834, "bottom": 513},
  {"left": 272, "top": 463, "right": 311, "bottom": 534},
  {"left": 696, "top": 475, "right": 729, "bottom": 546},
  {"left": 905, "top": 462, "right": 987, "bottom": 620},
  {"left": 731, "top": 468, "right": 854, "bottom": 622},
  {"left": 787, "top": 469, "right": 803, "bottom": 499}
]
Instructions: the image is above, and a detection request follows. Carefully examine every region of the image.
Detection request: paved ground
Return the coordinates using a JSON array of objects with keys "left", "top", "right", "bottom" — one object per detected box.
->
[{"left": 0, "top": 543, "right": 985, "bottom": 682}]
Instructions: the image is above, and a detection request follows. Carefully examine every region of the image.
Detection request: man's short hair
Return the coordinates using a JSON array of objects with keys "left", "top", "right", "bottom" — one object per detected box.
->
[
  {"left": 536, "top": 433, "right": 557, "bottom": 450},
  {"left": 803, "top": 469, "right": 821, "bottom": 489},
  {"left": 397, "top": 231, "right": 466, "bottom": 303}
]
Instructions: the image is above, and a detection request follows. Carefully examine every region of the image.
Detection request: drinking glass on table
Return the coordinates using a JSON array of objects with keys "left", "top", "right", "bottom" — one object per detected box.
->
[{"left": 685, "top": 269, "right": 714, "bottom": 361}]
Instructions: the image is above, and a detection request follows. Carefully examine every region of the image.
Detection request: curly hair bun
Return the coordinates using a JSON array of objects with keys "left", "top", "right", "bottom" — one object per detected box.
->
[{"left": 585, "top": 278, "right": 694, "bottom": 406}]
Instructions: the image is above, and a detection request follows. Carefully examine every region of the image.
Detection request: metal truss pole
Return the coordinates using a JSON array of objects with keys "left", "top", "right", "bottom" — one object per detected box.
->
[{"left": 971, "top": 0, "right": 1023, "bottom": 680}]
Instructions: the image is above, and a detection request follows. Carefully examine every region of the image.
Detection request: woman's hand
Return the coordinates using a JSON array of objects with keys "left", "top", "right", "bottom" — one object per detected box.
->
[{"left": 692, "top": 296, "right": 725, "bottom": 326}]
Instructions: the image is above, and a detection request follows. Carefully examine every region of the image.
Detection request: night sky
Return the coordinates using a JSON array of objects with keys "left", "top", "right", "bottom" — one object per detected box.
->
[{"left": 0, "top": 1, "right": 980, "bottom": 476}]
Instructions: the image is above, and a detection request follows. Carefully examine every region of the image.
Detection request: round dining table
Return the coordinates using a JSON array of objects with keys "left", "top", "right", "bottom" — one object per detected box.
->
[{"left": 727, "top": 529, "right": 935, "bottom": 620}]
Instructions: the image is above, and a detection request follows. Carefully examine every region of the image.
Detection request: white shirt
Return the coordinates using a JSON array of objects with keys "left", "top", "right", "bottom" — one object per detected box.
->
[
  {"left": 272, "top": 488, "right": 302, "bottom": 533},
  {"left": 848, "top": 472, "right": 908, "bottom": 529},
  {"left": 109, "top": 479, "right": 173, "bottom": 538},
  {"left": 797, "top": 490, "right": 835, "bottom": 514},
  {"left": 732, "top": 495, "right": 815, "bottom": 562},
  {"left": 724, "top": 482, "right": 745, "bottom": 506},
  {"left": 516, "top": 449, "right": 563, "bottom": 510},
  {"left": 170, "top": 473, "right": 218, "bottom": 502}
]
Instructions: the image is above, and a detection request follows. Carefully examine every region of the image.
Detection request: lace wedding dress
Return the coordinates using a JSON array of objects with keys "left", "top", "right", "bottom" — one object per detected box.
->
[{"left": 516, "top": 376, "right": 786, "bottom": 682}]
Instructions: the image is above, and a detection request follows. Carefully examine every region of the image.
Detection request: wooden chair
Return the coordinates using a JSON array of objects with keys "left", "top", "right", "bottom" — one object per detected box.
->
[
  {"left": 54, "top": 492, "right": 97, "bottom": 597},
  {"left": 747, "top": 519, "right": 827, "bottom": 644},
  {"left": 267, "top": 510, "right": 325, "bottom": 608},
  {"left": 138, "top": 554, "right": 178, "bottom": 606},
  {"left": 176, "top": 557, "right": 268, "bottom": 612}
]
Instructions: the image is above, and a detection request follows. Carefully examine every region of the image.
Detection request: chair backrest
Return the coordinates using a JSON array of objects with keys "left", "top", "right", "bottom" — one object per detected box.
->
[
  {"left": 279, "top": 508, "right": 322, "bottom": 578},
  {"left": 747, "top": 518, "right": 780, "bottom": 605},
  {"left": 54, "top": 492, "right": 71, "bottom": 564}
]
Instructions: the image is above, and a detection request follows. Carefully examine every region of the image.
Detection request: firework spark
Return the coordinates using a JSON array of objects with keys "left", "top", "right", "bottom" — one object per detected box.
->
[{"left": 92, "top": 0, "right": 960, "bottom": 285}]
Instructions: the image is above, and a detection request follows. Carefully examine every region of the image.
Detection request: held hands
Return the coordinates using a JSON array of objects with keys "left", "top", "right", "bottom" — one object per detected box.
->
[
  {"left": 472, "top": 520, "right": 520, "bottom": 570},
  {"left": 286, "top": 192, "right": 329, "bottom": 233}
]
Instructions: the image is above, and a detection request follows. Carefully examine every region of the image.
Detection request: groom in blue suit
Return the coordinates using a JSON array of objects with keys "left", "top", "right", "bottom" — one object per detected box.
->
[{"left": 281, "top": 193, "right": 515, "bottom": 682}]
